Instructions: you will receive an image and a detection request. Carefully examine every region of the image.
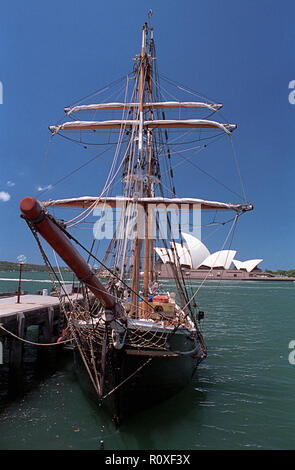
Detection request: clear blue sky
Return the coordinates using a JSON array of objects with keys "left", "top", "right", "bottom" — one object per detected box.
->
[{"left": 0, "top": 0, "right": 294, "bottom": 270}]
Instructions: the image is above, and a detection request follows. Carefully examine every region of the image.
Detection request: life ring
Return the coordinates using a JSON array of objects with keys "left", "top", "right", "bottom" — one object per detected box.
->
[{"left": 111, "top": 321, "right": 126, "bottom": 350}]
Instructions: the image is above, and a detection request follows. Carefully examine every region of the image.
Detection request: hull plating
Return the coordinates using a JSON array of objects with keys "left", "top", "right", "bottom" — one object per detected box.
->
[{"left": 73, "top": 328, "right": 204, "bottom": 423}]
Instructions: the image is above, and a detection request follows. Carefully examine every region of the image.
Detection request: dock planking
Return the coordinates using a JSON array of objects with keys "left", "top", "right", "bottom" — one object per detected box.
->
[
  {"left": 0, "top": 293, "right": 82, "bottom": 319},
  {"left": 0, "top": 293, "right": 83, "bottom": 337}
]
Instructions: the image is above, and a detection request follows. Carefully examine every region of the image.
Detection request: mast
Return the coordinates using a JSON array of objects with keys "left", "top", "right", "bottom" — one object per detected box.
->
[
  {"left": 143, "top": 26, "right": 155, "bottom": 308},
  {"left": 142, "top": 25, "right": 155, "bottom": 313},
  {"left": 131, "top": 23, "right": 147, "bottom": 316},
  {"left": 148, "top": 27, "right": 155, "bottom": 286},
  {"left": 142, "top": 24, "right": 152, "bottom": 312},
  {"left": 138, "top": 23, "right": 147, "bottom": 160}
]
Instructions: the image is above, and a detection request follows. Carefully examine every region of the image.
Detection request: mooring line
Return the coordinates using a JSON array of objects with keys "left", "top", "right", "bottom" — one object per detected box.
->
[{"left": 0, "top": 323, "right": 73, "bottom": 347}]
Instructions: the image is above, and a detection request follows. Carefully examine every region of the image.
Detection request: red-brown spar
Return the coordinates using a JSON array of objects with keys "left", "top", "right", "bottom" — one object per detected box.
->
[{"left": 20, "top": 196, "right": 115, "bottom": 310}]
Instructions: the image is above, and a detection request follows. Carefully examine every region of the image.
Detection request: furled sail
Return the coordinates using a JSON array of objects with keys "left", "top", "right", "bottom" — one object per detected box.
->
[
  {"left": 49, "top": 120, "right": 138, "bottom": 134},
  {"left": 49, "top": 119, "right": 236, "bottom": 135},
  {"left": 64, "top": 101, "right": 223, "bottom": 115},
  {"left": 144, "top": 120, "right": 236, "bottom": 133},
  {"left": 42, "top": 196, "right": 253, "bottom": 212}
]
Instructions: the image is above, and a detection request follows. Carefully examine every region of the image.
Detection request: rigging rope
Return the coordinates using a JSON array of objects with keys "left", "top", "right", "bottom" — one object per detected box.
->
[
  {"left": 181, "top": 213, "right": 240, "bottom": 312},
  {"left": 230, "top": 135, "right": 248, "bottom": 203},
  {"left": 0, "top": 323, "right": 72, "bottom": 347}
]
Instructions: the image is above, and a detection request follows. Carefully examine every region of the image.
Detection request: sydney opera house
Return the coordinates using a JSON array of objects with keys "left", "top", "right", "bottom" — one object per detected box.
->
[{"left": 154, "top": 232, "right": 266, "bottom": 280}]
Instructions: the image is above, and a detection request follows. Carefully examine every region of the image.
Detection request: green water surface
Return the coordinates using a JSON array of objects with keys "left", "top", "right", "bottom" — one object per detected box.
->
[{"left": 0, "top": 272, "right": 294, "bottom": 450}]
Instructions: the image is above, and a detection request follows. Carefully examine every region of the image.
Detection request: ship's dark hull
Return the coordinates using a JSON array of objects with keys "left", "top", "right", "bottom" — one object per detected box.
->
[{"left": 73, "top": 331, "right": 204, "bottom": 424}]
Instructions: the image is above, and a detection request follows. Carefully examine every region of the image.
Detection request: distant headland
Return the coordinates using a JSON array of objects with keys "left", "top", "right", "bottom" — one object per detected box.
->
[
  {"left": 264, "top": 269, "right": 295, "bottom": 278},
  {"left": 0, "top": 260, "right": 294, "bottom": 279},
  {"left": 0, "top": 261, "right": 71, "bottom": 272}
]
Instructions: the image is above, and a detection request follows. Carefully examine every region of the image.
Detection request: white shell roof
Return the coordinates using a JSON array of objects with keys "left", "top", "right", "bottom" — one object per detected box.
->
[
  {"left": 154, "top": 247, "right": 173, "bottom": 264},
  {"left": 232, "top": 259, "right": 263, "bottom": 272},
  {"left": 155, "top": 243, "right": 192, "bottom": 267},
  {"left": 155, "top": 233, "right": 262, "bottom": 272},
  {"left": 170, "top": 242, "right": 192, "bottom": 267},
  {"left": 181, "top": 232, "right": 210, "bottom": 269},
  {"left": 200, "top": 250, "right": 237, "bottom": 269}
]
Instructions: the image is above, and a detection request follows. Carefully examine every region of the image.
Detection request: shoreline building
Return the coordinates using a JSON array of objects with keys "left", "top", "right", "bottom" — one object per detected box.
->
[{"left": 154, "top": 232, "right": 267, "bottom": 280}]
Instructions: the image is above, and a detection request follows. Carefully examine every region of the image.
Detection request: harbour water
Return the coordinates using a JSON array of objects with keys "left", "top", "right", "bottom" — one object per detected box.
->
[{"left": 0, "top": 271, "right": 295, "bottom": 450}]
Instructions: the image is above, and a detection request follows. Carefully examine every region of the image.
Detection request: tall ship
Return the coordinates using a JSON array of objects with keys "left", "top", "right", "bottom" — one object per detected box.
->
[{"left": 20, "top": 20, "right": 253, "bottom": 424}]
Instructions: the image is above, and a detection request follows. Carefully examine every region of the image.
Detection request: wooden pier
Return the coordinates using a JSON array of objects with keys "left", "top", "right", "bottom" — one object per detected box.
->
[{"left": 0, "top": 292, "right": 82, "bottom": 398}]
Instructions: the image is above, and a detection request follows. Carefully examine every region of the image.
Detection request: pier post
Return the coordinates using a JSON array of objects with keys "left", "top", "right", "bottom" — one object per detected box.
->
[
  {"left": 17, "top": 263, "right": 23, "bottom": 304},
  {"left": 37, "top": 306, "right": 57, "bottom": 373},
  {"left": 8, "top": 312, "right": 25, "bottom": 397},
  {"left": 0, "top": 335, "right": 3, "bottom": 365},
  {"left": 38, "top": 307, "right": 54, "bottom": 343}
]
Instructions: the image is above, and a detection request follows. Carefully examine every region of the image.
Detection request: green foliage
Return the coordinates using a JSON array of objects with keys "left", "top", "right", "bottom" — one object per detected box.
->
[
  {"left": 264, "top": 269, "right": 295, "bottom": 277},
  {"left": 0, "top": 260, "right": 71, "bottom": 272}
]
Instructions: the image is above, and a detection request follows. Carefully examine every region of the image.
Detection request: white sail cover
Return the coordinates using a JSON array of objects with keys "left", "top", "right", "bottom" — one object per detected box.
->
[
  {"left": 49, "top": 120, "right": 138, "bottom": 134},
  {"left": 64, "top": 101, "right": 223, "bottom": 115},
  {"left": 144, "top": 120, "right": 236, "bottom": 134},
  {"left": 232, "top": 259, "right": 263, "bottom": 272},
  {"left": 49, "top": 119, "right": 236, "bottom": 135},
  {"left": 182, "top": 232, "right": 210, "bottom": 269},
  {"left": 42, "top": 196, "right": 252, "bottom": 212},
  {"left": 200, "top": 250, "right": 237, "bottom": 270}
]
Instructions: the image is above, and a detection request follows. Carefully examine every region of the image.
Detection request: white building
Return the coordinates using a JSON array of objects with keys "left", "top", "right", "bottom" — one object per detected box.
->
[
  {"left": 232, "top": 259, "right": 263, "bottom": 272},
  {"left": 154, "top": 232, "right": 263, "bottom": 272},
  {"left": 199, "top": 250, "right": 237, "bottom": 270}
]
